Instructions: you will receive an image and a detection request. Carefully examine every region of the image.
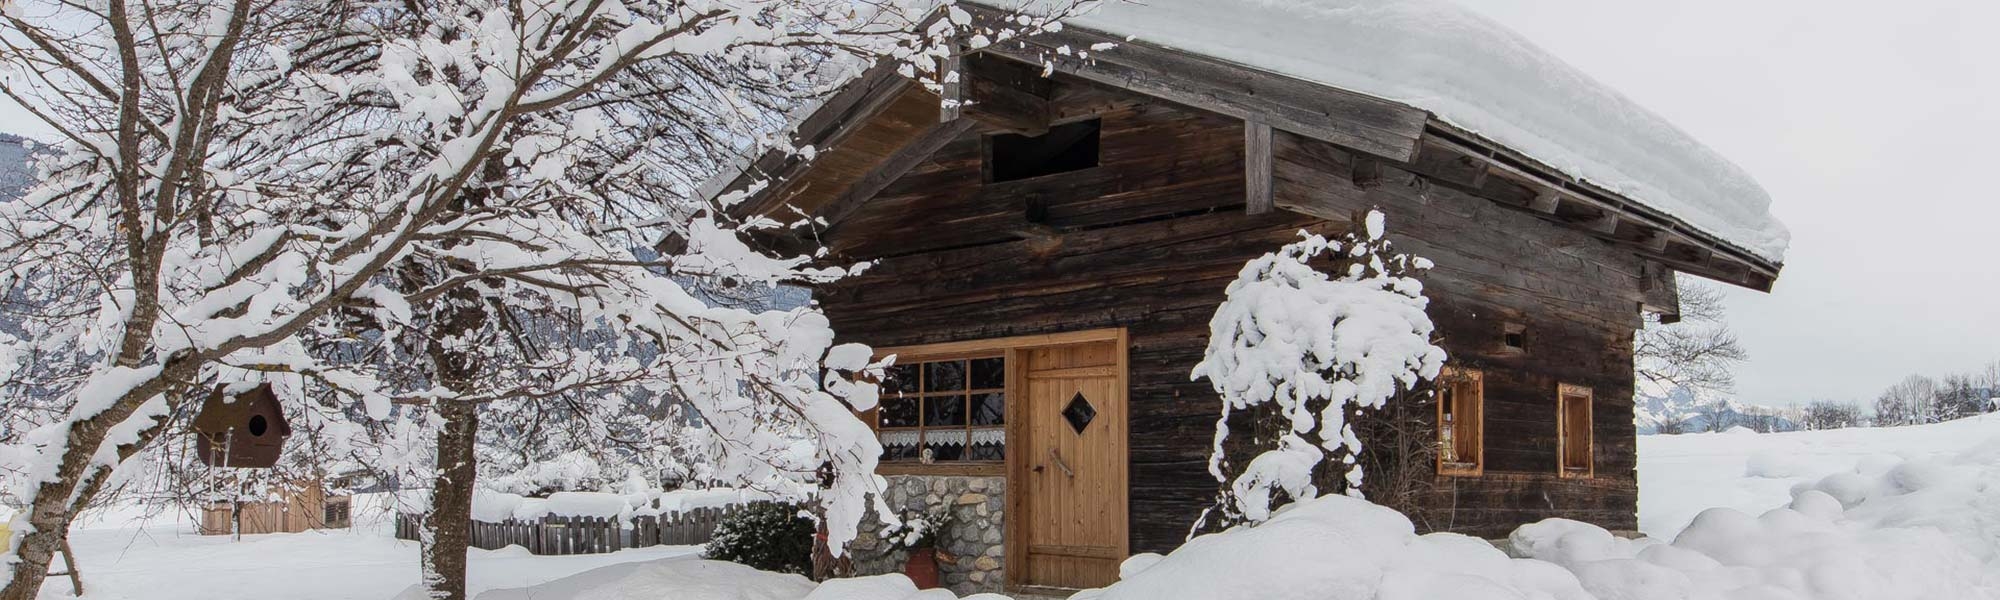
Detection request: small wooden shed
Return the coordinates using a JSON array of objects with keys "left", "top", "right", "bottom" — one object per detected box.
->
[
  {"left": 702, "top": 0, "right": 1787, "bottom": 593},
  {"left": 197, "top": 480, "right": 352, "bottom": 536},
  {"left": 192, "top": 383, "right": 290, "bottom": 469}
]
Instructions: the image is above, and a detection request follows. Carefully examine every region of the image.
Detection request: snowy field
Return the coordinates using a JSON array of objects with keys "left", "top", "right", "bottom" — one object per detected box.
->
[
  {"left": 1638, "top": 414, "right": 2000, "bottom": 537},
  {"left": 40, "top": 495, "right": 701, "bottom": 600},
  {"left": 44, "top": 415, "right": 2000, "bottom": 599}
]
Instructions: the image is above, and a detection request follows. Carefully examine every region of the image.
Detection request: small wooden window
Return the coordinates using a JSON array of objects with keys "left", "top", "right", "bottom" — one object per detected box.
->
[
  {"left": 1558, "top": 384, "right": 1594, "bottom": 478},
  {"left": 1437, "top": 368, "right": 1483, "bottom": 476},
  {"left": 1502, "top": 323, "right": 1527, "bottom": 353},
  {"left": 987, "top": 119, "right": 1101, "bottom": 182},
  {"left": 876, "top": 356, "right": 1006, "bottom": 464}
]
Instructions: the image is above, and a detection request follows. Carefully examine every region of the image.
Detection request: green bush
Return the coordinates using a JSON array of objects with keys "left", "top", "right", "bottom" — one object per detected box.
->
[{"left": 702, "top": 501, "right": 815, "bottom": 575}]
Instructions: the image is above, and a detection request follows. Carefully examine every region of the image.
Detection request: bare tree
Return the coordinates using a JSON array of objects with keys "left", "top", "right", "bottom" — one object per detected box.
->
[
  {"left": 1693, "top": 400, "right": 1732, "bottom": 433},
  {"left": 1874, "top": 375, "right": 1940, "bottom": 427},
  {"left": 1800, "top": 400, "right": 1862, "bottom": 430},
  {"left": 1636, "top": 278, "right": 1749, "bottom": 398}
]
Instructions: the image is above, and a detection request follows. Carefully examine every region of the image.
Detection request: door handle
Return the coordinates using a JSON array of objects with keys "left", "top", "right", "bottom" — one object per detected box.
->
[{"left": 1048, "top": 448, "right": 1075, "bottom": 478}]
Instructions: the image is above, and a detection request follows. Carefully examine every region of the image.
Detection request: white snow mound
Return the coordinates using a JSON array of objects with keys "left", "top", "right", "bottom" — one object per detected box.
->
[
  {"left": 1073, "top": 494, "right": 1593, "bottom": 600},
  {"left": 996, "top": 0, "right": 1789, "bottom": 261},
  {"left": 470, "top": 558, "right": 815, "bottom": 600}
]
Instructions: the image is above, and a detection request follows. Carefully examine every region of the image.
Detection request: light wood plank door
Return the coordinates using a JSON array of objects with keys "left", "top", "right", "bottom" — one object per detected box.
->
[{"left": 1019, "top": 339, "right": 1127, "bottom": 590}]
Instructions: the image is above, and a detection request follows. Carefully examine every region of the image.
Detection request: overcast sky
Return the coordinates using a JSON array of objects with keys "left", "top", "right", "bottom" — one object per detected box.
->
[
  {"left": 1453, "top": 1, "right": 2000, "bottom": 407},
  {"left": 2, "top": 1, "right": 1995, "bottom": 407}
]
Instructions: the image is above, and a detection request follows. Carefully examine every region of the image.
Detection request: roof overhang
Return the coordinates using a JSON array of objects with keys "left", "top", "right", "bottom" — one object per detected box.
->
[{"left": 712, "top": 4, "right": 1782, "bottom": 292}]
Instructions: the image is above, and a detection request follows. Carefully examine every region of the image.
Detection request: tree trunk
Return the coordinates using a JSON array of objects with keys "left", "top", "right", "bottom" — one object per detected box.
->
[
  {"left": 2, "top": 366, "right": 188, "bottom": 600},
  {"left": 420, "top": 398, "right": 480, "bottom": 600},
  {"left": 3, "top": 483, "right": 80, "bottom": 600},
  {"left": 411, "top": 155, "right": 500, "bottom": 600}
]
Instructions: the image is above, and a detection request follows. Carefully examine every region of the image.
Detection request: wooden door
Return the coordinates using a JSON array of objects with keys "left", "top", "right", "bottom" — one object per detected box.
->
[{"left": 1016, "top": 339, "right": 1127, "bottom": 589}]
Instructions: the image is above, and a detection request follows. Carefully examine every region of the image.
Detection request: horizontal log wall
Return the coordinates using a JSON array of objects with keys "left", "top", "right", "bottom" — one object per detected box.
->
[
  {"left": 1270, "top": 129, "right": 1643, "bottom": 536},
  {"left": 819, "top": 75, "right": 1642, "bottom": 552}
]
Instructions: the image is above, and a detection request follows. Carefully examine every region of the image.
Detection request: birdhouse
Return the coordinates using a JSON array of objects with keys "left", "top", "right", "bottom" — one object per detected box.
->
[{"left": 192, "top": 383, "right": 290, "bottom": 468}]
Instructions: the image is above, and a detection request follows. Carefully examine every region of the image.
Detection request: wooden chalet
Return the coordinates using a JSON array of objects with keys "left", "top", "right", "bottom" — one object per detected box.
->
[{"left": 703, "top": 2, "right": 1786, "bottom": 594}]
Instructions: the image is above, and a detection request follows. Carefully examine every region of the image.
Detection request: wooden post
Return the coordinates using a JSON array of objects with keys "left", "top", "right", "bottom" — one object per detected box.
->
[
  {"left": 46, "top": 537, "right": 81, "bottom": 597},
  {"left": 940, "top": 36, "right": 964, "bottom": 123},
  {"left": 1245, "top": 121, "right": 1274, "bottom": 215}
]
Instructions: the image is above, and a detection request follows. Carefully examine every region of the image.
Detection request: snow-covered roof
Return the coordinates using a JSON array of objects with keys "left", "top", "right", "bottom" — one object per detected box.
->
[{"left": 1011, "top": 0, "right": 1790, "bottom": 262}]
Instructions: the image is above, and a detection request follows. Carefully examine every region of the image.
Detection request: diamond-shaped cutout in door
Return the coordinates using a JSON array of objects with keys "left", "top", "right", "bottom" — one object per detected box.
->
[{"left": 1062, "top": 391, "right": 1097, "bottom": 434}]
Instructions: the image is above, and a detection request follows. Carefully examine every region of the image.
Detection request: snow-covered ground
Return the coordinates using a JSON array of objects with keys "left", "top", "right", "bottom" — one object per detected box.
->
[
  {"left": 40, "top": 494, "right": 701, "bottom": 600},
  {"left": 1638, "top": 414, "right": 2000, "bottom": 537},
  {"left": 46, "top": 415, "right": 2000, "bottom": 599}
]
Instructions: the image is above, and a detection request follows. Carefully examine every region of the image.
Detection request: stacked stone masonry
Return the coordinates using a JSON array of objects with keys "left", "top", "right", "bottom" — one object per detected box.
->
[{"left": 849, "top": 474, "right": 1007, "bottom": 595}]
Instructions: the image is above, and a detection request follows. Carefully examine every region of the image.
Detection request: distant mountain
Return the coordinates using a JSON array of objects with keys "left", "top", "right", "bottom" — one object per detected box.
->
[
  {"left": 0, "top": 133, "right": 38, "bottom": 200},
  {"left": 1636, "top": 385, "right": 1797, "bottom": 434}
]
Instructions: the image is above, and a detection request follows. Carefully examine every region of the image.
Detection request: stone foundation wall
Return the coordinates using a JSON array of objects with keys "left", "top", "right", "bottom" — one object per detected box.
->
[{"left": 849, "top": 475, "right": 1006, "bottom": 595}]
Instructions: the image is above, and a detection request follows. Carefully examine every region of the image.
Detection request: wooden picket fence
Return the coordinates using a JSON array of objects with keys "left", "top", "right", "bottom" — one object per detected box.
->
[{"left": 394, "top": 506, "right": 739, "bottom": 556}]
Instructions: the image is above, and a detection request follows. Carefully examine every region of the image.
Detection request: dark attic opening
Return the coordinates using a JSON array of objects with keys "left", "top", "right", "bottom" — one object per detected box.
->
[{"left": 987, "top": 118, "right": 1101, "bottom": 182}]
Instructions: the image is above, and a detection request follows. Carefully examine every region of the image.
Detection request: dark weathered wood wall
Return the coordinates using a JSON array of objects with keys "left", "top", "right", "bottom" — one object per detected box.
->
[{"left": 817, "top": 73, "right": 1642, "bottom": 552}]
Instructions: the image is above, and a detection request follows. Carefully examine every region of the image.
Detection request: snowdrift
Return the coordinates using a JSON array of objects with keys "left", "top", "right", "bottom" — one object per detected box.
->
[
  {"left": 474, "top": 418, "right": 2000, "bottom": 599},
  {"left": 1074, "top": 495, "right": 1591, "bottom": 600}
]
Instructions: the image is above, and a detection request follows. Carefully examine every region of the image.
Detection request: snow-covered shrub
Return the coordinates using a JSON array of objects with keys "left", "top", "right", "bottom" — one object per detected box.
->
[
  {"left": 1193, "top": 210, "right": 1445, "bottom": 526},
  {"left": 483, "top": 450, "right": 608, "bottom": 497},
  {"left": 703, "top": 502, "right": 816, "bottom": 576},
  {"left": 880, "top": 506, "right": 956, "bottom": 551}
]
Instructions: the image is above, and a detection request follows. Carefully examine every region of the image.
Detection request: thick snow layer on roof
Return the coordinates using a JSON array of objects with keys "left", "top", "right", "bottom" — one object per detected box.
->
[{"left": 1023, "top": 0, "right": 1790, "bottom": 261}]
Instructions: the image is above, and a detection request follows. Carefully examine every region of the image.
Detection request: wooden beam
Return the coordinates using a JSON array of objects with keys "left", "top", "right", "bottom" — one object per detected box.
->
[
  {"left": 960, "top": 55, "right": 1052, "bottom": 135},
  {"left": 1350, "top": 156, "right": 1384, "bottom": 189},
  {"left": 817, "top": 118, "right": 978, "bottom": 232},
  {"left": 1586, "top": 212, "right": 1620, "bottom": 235},
  {"left": 1640, "top": 261, "right": 1681, "bottom": 324},
  {"left": 1245, "top": 121, "right": 1274, "bottom": 215},
  {"left": 716, "top": 64, "right": 913, "bottom": 219},
  {"left": 1423, "top": 121, "right": 1784, "bottom": 284},
  {"left": 961, "top": 4, "right": 1425, "bottom": 162},
  {"left": 1528, "top": 191, "right": 1561, "bottom": 214},
  {"left": 1638, "top": 228, "right": 1671, "bottom": 253}
]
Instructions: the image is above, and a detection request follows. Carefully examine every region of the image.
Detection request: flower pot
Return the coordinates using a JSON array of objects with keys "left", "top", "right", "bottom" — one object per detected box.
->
[{"left": 904, "top": 547, "right": 940, "bottom": 589}]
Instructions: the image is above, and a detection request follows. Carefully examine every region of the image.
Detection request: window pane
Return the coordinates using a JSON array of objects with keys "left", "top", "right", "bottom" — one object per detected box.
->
[
  {"left": 925, "top": 395, "right": 966, "bottom": 427},
  {"left": 924, "top": 429, "right": 968, "bottom": 462},
  {"left": 925, "top": 360, "right": 966, "bottom": 392},
  {"left": 882, "top": 364, "right": 921, "bottom": 394},
  {"left": 971, "top": 392, "right": 1005, "bottom": 426},
  {"left": 881, "top": 430, "right": 921, "bottom": 462},
  {"left": 968, "top": 427, "right": 1005, "bottom": 461},
  {"left": 970, "top": 357, "right": 1005, "bottom": 390},
  {"left": 880, "top": 397, "right": 919, "bottom": 428}
]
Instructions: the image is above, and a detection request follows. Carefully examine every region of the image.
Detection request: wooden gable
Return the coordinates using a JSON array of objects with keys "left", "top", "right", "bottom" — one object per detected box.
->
[{"left": 713, "top": 6, "right": 1780, "bottom": 292}]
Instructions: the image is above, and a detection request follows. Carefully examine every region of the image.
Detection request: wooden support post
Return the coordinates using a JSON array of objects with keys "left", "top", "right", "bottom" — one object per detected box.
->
[
  {"left": 940, "top": 39, "right": 964, "bottom": 123},
  {"left": 1245, "top": 121, "right": 1274, "bottom": 215},
  {"left": 47, "top": 537, "right": 82, "bottom": 597},
  {"left": 1641, "top": 265, "right": 1682, "bottom": 323}
]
